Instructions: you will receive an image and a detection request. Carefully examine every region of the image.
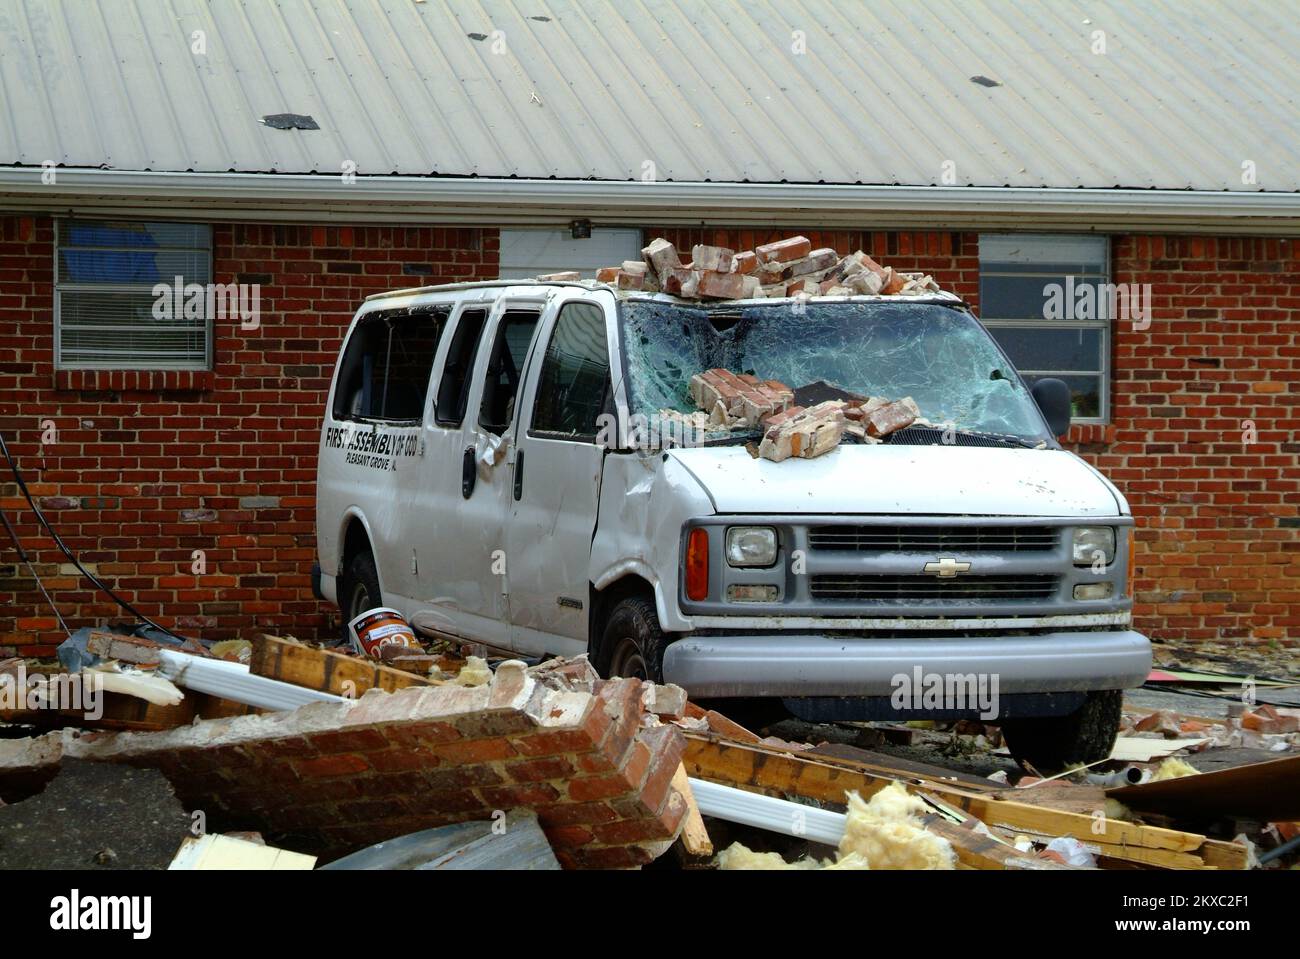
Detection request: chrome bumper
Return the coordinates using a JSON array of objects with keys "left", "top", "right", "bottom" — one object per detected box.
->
[{"left": 661, "top": 629, "right": 1152, "bottom": 698}]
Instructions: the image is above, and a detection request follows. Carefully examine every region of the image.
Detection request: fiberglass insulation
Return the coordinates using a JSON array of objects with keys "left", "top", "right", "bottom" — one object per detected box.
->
[{"left": 716, "top": 781, "right": 956, "bottom": 870}]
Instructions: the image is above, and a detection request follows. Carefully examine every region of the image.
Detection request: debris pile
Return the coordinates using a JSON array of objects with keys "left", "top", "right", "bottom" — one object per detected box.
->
[
  {"left": 554, "top": 235, "right": 944, "bottom": 301},
  {"left": 3, "top": 617, "right": 1297, "bottom": 871}
]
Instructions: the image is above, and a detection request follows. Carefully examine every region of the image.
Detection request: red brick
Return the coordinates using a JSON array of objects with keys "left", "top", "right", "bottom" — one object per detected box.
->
[{"left": 295, "top": 753, "right": 370, "bottom": 778}]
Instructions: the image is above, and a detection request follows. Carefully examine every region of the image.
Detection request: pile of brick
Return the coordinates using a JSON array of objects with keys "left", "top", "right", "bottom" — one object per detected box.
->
[
  {"left": 683, "top": 367, "right": 924, "bottom": 461},
  {"left": 542, "top": 235, "right": 944, "bottom": 300},
  {"left": 0, "top": 656, "right": 692, "bottom": 869}
]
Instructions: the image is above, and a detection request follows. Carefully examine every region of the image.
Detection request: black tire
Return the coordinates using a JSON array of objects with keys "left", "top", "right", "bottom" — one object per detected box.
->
[
  {"left": 1001, "top": 689, "right": 1123, "bottom": 773},
  {"left": 596, "top": 596, "right": 669, "bottom": 683},
  {"left": 337, "top": 549, "right": 382, "bottom": 645}
]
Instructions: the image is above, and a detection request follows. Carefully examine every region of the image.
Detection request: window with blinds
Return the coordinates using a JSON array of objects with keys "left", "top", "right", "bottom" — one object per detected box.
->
[
  {"left": 978, "top": 234, "right": 1110, "bottom": 423},
  {"left": 55, "top": 220, "right": 213, "bottom": 370}
]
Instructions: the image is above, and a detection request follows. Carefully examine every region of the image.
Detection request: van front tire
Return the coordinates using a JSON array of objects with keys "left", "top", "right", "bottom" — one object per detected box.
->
[
  {"left": 338, "top": 549, "right": 382, "bottom": 644},
  {"left": 597, "top": 596, "right": 668, "bottom": 684},
  {"left": 1000, "top": 689, "right": 1122, "bottom": 773}
]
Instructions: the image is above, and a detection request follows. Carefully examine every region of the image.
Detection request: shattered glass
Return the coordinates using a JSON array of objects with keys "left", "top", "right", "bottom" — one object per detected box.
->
[{"left": 618, "top": 300, "right": 1050, "bottom": 444}]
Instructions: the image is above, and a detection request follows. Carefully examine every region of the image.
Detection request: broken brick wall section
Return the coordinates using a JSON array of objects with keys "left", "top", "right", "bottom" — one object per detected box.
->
[
  {"left": 0, "top": 216, "right": 499, "bottom": 654},
  {"left": 0, "top": 668, "right": 688, "bottom": 868}
]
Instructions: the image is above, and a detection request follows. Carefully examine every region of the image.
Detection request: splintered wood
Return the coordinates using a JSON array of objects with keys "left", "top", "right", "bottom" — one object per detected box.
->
[{"left": 682, "top": 735, "right": 1250, "bottom": 870}]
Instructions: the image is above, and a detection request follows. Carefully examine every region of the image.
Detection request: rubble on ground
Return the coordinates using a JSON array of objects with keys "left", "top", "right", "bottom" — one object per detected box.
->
[
  {"left": 546, "top": 234, "right": 944, "bottom": 302},
  {"left": 2, "top": 621, "right": 1297, "bottom": 871}
]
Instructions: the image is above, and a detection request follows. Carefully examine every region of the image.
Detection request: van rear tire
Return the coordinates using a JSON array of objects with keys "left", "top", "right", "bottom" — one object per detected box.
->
[
  {"left": 338, "top": 549, "right": 382, "bottom": 645},
  {"left": 1000, "top": 689, "right": 1122, "bottom": 773}
]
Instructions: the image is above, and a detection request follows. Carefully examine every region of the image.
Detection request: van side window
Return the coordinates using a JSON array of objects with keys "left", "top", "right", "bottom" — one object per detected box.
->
[
  {"left": 434, "top": 307, "right": 489, "bottom": 427},
  {"left": 478, "top": 311, "right": 542, "bottom": 435},
  {"left": 332, "top": 307, "right": 448, "bottom": 423},
  {"left": 530, "top": 302, "right": 612, "bottom": 442}
]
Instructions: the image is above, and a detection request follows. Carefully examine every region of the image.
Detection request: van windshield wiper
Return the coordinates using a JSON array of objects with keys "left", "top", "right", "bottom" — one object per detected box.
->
[{"left": 881, "top": 426, "right": 1044, "bottom": 449}]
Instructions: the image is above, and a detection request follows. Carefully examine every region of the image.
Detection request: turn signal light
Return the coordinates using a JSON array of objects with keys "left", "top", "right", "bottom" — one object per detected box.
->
[{"left": 685, "top": 528, "right": 709, "bottom": 601}]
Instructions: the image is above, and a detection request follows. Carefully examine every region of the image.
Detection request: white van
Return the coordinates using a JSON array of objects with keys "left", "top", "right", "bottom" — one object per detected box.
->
[{"left": 314, "top": 280, "right": 1151, "bottom": 769}]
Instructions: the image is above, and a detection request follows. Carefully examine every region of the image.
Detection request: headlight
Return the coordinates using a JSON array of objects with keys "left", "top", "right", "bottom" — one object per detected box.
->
[
  {"left": 725, "top": 527, "right": 777, "bottom": 567},
  {"left": 1072, "top": 527, "right": 1116, "bottom": 566}
]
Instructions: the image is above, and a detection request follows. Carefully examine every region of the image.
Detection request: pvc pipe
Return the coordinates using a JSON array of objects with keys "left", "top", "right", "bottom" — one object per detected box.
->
[
  {"left": 688, "top": 777, "right": 846, "bottom": 846},
  {"left": 156, "top": 649, "right": 345, "bottom": 712}
]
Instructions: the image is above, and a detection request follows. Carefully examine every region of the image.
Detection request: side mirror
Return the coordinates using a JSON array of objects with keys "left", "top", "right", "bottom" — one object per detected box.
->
[{"left": 1030, "top": 378, "right": 1073, "bottom": 437}]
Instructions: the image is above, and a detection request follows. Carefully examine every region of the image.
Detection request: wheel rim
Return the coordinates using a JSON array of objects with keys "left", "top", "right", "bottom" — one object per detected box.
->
[
  {"left": 608, "top": 636, "right": 648, "bottom": 680},
  {"left": 347, "top": 579, "right": 373, "bottom": 620}
]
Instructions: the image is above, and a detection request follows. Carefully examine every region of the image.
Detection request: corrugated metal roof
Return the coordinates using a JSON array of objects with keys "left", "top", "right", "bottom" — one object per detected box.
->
[{"left": 0, "top": 0, "right": 1295, "bottom": 191}]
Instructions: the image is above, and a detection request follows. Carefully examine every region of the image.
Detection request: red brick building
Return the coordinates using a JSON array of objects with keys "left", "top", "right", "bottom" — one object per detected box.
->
[{"left": 1, "top": 3, "right": 1296, "bottom": 655}]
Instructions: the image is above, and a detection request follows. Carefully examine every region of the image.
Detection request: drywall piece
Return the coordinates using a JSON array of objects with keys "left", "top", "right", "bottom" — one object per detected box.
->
[
  {"left": 85, "top": 664, "right": 184, "bottom": 707},
  {"left": 169, "top": 833, "right": 316, "bottom": 870},
  {"left": 156, "top": 649, "right": 344, "bottom": 711},
  {"left": 1108, "top": 736, "right": 1211, "bottom": 762}
]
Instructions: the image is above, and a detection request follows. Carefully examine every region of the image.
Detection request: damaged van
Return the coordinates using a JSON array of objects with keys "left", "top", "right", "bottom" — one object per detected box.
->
[{"left": 315, "top": 280, "right": 1151, "bottom": 769}]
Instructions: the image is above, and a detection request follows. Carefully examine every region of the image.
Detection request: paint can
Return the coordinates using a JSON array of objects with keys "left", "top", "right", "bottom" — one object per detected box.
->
[{"left": 347, "top": 606, "right": 421, "bottom": 659}]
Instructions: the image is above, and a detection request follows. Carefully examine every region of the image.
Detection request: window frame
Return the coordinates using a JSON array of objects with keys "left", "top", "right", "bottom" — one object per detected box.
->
[
  {"left": 53, "top": 218, "right": 215, "bottom": 372},
  {"left": 331, "top": 304, "right": 451, "bottom": 425},
  {"left": 527, "top": 300, "right": 614, "bottom": 445},
  {"left": 977, "top": 234, "right": 1111, "bottom": 425},
  {"left": 476, "top": 308, "right": 544, "bottom": 437},
  {"left": 433, "top": 305, "right": 491, "bottom": 428}
]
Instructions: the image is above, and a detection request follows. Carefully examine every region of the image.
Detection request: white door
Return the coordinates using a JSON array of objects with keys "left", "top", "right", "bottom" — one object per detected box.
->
[
  {"left": 407, "top": 296, "right": 545, "bottom": 649},
  {"left": 505, "top": 292, "right": 616, "bottom": 657},
  {"left": 499, "top": 228, "right": 643, "bottom": 279}
]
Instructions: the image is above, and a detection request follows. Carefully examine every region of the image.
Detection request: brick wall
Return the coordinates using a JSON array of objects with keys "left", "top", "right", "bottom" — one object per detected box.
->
[
  {"left": 0, "top": 216, "right": 498, "bottom": 655},
  {"left": 2, "top": 219, "right": 1296, "bottom": 654},
  {"left": 1097, "top": 236, "right": 1299, "bottom": 646}
]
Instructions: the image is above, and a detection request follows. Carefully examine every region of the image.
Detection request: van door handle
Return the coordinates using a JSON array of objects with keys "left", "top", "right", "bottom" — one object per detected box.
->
[
  {"left": 513, "top": 449, "right": 525, "bottom": 501},
  {"left": 462, "top": 447, "right": 477, "bottom": 499}
]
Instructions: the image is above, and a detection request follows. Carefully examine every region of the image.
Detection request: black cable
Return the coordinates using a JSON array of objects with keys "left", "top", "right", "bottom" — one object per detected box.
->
[
  {"left": 0, "top": 432, "right": 190, "bottom": 642},
  {"left": 0, "top": 502, "right": 71, "bottom": 636}
]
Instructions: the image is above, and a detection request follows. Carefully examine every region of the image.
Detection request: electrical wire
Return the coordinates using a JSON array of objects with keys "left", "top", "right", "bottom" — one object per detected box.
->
[
  {"left": 0, "top": 501, "right": 71, "bottom": 637},
  {"left": 0, "top": 432, "right": 190, "bottom": 642}
]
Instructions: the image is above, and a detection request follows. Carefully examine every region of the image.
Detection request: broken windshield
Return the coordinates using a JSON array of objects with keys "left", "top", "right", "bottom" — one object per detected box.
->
[{"left": 618, "top": 299, "right": 1050, "bottom": 442}]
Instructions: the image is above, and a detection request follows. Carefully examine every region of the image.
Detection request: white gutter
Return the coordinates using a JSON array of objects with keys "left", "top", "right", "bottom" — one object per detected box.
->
[
  {"left": 1, "top": 169, "right": 1298, "bottom": 234},
  {"left": 156, "top": 649, "right": 345, "bottom": 712},
  {"left": 689, "top": 777, "right": 846, "bottom": 846}
]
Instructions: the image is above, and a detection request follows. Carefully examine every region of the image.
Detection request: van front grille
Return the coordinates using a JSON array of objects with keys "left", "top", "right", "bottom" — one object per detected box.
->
[
  {"left": 810, "top": 574, "right": 1058, "bottom": 602},
  {"left": 808, "top": 525, "right": 1059, "bottom": 553}
]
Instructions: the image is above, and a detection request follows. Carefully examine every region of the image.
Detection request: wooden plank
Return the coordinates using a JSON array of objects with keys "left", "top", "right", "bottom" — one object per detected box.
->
[
  {"left": 671, "top": 763, "right": 713, "bottom": 856},
  {"left": 683, "top": 735, "right": 1244, "bottom": 869},
  {"left": 920, "top": 815, "right": 1072, "bottom": 870},
  {"left": 250, "top": 634, "right": 434, "bottom": 697}
]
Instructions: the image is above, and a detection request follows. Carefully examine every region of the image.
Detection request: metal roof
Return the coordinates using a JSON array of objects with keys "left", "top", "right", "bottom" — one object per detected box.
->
[{"left": 1, "top": 0, "right": 1296, "bottom": 193}]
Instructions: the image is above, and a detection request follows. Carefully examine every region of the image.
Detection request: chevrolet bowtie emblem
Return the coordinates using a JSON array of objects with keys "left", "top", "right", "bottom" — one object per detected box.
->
[{"left": 924, "top": 557, "right": 971, "bottom": 578}]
